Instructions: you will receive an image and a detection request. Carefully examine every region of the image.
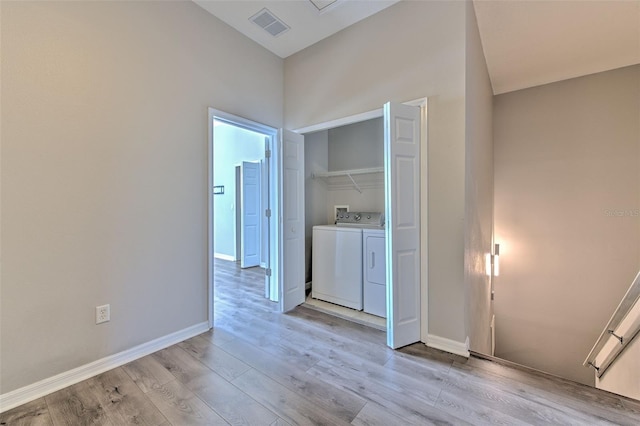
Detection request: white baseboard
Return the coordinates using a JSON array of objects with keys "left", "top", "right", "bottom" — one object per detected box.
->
[
  {"left": 426, "top": 334, "right": 470, "bottom": 358},
  {"left": 0, "top": 321, "right": 209, "bottom": 413},
  {"left": 214, "top": 253, "right": 236, "bottom": 262}
]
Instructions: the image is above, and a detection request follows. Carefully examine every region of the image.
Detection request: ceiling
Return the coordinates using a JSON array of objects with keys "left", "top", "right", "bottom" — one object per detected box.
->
[
  {"left": 193, "top": 0, "right": 400, "bottom": 59},
  {"left": 473, "top": 0, "right": 640, "bottom": 94},
  {"left": 195, "top": 0, "right": 640, "bottom": 95}
]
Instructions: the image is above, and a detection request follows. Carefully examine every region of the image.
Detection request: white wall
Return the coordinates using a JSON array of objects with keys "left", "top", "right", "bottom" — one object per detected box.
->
[
  {"left": 597, "top": 331, "right": 640, "bottom": 400},
  {"left": 464, "top": 1, "right": 495, "bottom": 355},
  {"left": 0, "top": 1, "right": 283, "bottom": 394},
  {"left": 595, "top": 289, "right": 640, "bottom": 400},
  {"left": 285, "top": 0, "right": 468, "bottom": 344},
  {"left": 493, "top": 65, "right": 640, "bottom": 386},
  {"left": 213, "top": 123, "right": 265, "bottom": 258}
]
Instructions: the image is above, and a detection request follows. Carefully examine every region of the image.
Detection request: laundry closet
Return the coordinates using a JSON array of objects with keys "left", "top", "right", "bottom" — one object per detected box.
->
[{"left": 303, "top": 117, "right": 387, "bottom": 326}]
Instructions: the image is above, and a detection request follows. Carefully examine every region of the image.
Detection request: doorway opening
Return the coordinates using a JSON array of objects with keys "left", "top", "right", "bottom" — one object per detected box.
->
[{"left": 208, "top": 109, "right": 279, "bottom": 328}]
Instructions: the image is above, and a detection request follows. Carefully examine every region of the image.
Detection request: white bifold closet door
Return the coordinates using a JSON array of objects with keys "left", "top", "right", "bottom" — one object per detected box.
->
[
  {"left": 384, "top": 101, "right": 421, "bottom": 349},
  {"left": 279, "top": 129, "right": 305, "bottom": 312}
]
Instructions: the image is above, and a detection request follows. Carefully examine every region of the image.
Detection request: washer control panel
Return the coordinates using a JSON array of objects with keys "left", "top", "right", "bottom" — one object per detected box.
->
[{"left": 335, "top": 211, "right": 384, "bottom": 227}]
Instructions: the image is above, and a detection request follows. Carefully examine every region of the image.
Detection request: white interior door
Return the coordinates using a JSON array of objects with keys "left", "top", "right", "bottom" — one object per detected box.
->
[
  {"left": 279, "top": 129, "right": 305, "bottom": 312},
  {"left": 241, "top": 161, "right": 261, "bottom": 268},
  {"left": 384, "top": 101, "right": 421, "bottom": 349}
]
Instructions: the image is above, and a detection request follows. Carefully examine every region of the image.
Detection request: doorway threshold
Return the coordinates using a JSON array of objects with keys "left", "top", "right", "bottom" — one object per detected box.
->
[{"left": 303, "top": 294, "right": 386, "bottom": 331}]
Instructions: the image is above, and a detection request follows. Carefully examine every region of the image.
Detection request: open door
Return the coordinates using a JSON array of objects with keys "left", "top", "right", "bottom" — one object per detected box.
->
[
  {"left": 384, "top": 101, "right": 421, "bottom": 349},
  {"left": 240, "top": 161, "right": 261, "bottom": 268},
  {"left": 279, "top": 129, "right": 305, "bottom": 312}
]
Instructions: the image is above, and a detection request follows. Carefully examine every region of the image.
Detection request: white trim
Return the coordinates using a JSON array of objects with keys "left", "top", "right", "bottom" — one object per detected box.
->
[
  {"left": 294, "top": 108, "right": 383, "bottom": 134},
  {"left": 214, "top": 253, "right": 236, "bottom": 262},
  {"left": 408, "top": 97, "right": 429, "bottom": 344},
  {"left": 208, "top": 108, "right": 215, "bottom": 328},
  {"left": 293, "top": 98, "right": 426, "bottom": 135},
  {"left": 0, "top": 322, "right": 209, "bottom": 413},
  {"left": 426, "top": 334, "right": 470, "bottom": 358}
]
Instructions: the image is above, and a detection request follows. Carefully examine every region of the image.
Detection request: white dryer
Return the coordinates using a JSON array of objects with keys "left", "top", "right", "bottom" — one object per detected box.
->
[{"left": 363, "top": 228, "right": 386, "bottom": 317}]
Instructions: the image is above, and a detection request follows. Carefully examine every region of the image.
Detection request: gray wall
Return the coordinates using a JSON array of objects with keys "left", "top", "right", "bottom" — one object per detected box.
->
[
  {"left": 0, "top": 1, "right": 283, "bottom": 393},
  {"left": 464, "top": 1, "right": 495, "bottom": 355},
  {"left": 493, "top": 65, "right": 640, "bottom": 386},
  {"left": 328, "top": 118, "right": 383, "bottom": 171},
  {"left": 285, "top": 0, "right": 468, "bottom": 344},
  {"left": 213, "top": 123, "right": 265, "bottom": 258}
]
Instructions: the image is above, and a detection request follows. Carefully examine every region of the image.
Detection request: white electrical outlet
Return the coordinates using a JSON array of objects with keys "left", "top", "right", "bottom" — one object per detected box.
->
[{"left": 96, "top": 304, "right": 110, "bottom": 324}]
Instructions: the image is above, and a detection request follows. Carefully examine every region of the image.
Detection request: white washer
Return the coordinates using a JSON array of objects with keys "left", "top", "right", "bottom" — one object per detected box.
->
[
  {"left": 363, "top": 228, "right": 386, "bottom": 317},
  {"left": 312, "top": 225, "right": 363, "bottom": 310}
]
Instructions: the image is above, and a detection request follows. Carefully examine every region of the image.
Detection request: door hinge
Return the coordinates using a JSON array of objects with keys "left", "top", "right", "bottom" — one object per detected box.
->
[
  {"left": 265, "top": 209, "right": 271, "bottom": 218},
  {"left": 265, "top": 149, "right": 271, "bottom": 158},
  {"left": 265, "top": 268, "right": 272, "bottom": 277}
]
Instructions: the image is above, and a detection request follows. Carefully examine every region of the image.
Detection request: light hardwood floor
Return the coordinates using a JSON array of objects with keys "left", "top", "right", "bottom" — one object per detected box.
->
[{"left": 2, "top": 258, "right": 640, "bottom": 425}]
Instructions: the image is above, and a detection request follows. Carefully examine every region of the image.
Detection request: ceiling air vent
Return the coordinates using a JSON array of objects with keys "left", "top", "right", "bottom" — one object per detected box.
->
[{"left": 249, "top": 8, "right": 290, "bottom": 37}]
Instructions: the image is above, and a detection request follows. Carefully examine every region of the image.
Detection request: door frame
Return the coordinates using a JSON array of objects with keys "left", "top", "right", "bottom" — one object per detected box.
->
[
  {"left": 208, "top": 108, "right": 279, "bottom": 328},
  {"left": 294, "top": 98, "right": 429, "bottom": 343}
]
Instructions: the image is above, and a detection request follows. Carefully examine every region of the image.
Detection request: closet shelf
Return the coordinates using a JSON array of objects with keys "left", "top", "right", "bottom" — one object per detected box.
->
[{"left": 312, "top": 167, "right": 384, "bottom": 193}]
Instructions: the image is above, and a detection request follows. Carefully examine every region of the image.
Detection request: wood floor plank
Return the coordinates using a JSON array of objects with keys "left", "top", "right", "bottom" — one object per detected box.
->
[
  {"left": 45, "top": 381, "right": 114, "bottom": 426},
  {"left": 435, "top": 390, "right": 529, "bottom": 426},
  {"left": 287, "top": 306, "right": 386, "bottom": 346},
  {"left": 621, "top": 396, "right": 640, "bottom": 414},
  {"left": 214, "top": 307, "right": 294, "bottom": 342},
  {"left": 214, "top": 312, "right": 321, "bottom": 372},
  {"left": 213, "top": 335, "right": 367, "bottom": 422},
  {"left": 307, "top": 360, "right": 470, "bottom": 426},
  {"left": 443, "top": 363, "right": 614, "bottom": 425},
  {"left": 314, "top": 344, "right": 444, "bottom": 407},
  {"left": 0, "top": 398, "right": 53, "bottom": 426},
  {"left": 383, "top": 352, "right": 450, "bottom": 385},
  {"left": 271, "top": 313, "right": 393, "bottom": 366},
  {"left": 269, "top": 418, "right": 292, "bottom": 426},
  {"left": 464, "top": 355, "right": 628, "bottom": 410},
  {"left": 179, "top": 335, "right": 251, "bottom": 382},
  {"left": 231, "top": 368, "right": 352, "bottom": 426},
  {"left": 188, "top": 370, "right": 278, "bottom": 426},
  {"left": 451, "top": 359, "right": 639, "bottom": 425},
  {"left": 146, "top": 379, "right": 228, "bottom": 426},
  {"left": 199, "top": 327, "right": 237, "bottom": 346},
  {"left": 351, "top": 401, "right": 418, "bottom": 426},
  {"left": 87, "top": 367, "right": 167, "bottom": 425},
  {"left": 122, "top": 355, "right": 175, "bottom": 394},
  {"left": 398, "top": 342, "right": 464, "bottom": 366},
  {"left": 151, "top": 346, "right": 212, "bottom": 388}
]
